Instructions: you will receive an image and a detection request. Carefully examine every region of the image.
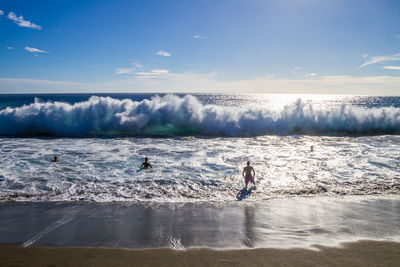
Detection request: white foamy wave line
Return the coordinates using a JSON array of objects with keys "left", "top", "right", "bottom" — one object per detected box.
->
[
  {"left": 168, "top": 237, "right": 185, "bottom": 250},
  {"left": 0, "top": 94, "right": 399, "bottom": 136},
  {"left": 22, "top": 215, "right": 73, "bottom": 247}
]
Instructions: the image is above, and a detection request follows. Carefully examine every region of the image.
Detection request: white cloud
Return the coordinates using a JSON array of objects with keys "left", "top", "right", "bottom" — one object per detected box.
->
[
  {"left": 2, "top": 73, "right": 400, "bottom": 95},
  {"left": 359, "top": 53, "right": 400, "bottom": 68},
  {"left": 115, "top": 68, "right": 134, "bottom": 75},
  {"left": 150, "top": 69, "right": 168, "bottom": 74},
  {"left": 8, "top": 12, "right": 42, "bottom": 30},
  {"left": 25, "top": 46, "right": 47, "bottom": 53},
  {"left": 307, "top": 73, "right": 317, "bottom": 77},
  {"left": 0, "top": 78, "right": 93, "bottom": 93},
  {"left": 133, "top": 62, "right": 143, "bottom": 68},
  {"left": 115, "top": 62, "right": 143, "bottom": 75},
  {"left": 6, "top": 46, "right": 13, "bottom": 50},
  {"left": 290, "top": 65, "right": 301, "bottom": 74},
  {"left": 136, "top": 69, "right": 169, "bottom": 78},
  {"left": 193, "top": 34, "right": 206, "bottom": 39},
  {"left": 382, "top": 66, "right": 400, "bottom": 70},
  {"left": 157, "top": 50, "right": 171, "bottom": 57},
  {"left": 0, "top": 10, "right": 4, "bottom": 16}
]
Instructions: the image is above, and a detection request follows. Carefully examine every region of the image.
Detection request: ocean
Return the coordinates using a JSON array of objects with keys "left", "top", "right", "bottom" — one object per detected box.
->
[
  {"left": 0, "top": 93, "right": 399, "bottom": 249},
  {"left": 0, "top": 93, "right": 399, "bottom": 202}
]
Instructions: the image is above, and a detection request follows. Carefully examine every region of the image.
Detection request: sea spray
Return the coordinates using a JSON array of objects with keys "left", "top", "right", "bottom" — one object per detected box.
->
[{"left": 0, "top": 94, "right": 399, "bottom": 137}]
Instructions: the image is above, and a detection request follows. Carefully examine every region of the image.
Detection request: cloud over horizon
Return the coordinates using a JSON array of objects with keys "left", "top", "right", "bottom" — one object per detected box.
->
[
  {"left": 359, "top": 53, "right": 400, "bottom": 68},
  {"left": 1, "top": 73, "right": 399, "bottom": 95},
  {"left": 115, "top": 68, "right": 134, "bottom": 75},
  {"left": 8, "top": 12, "right": 42, "bottom": 30},
  {"left": 382, "top": 66, "right": 400, "bottom": 70},
  {"left": 136, "top": 69, "right": 169, "bottom": 78},
  {"left": 115, "top": 62, "right": 144, "bottom": 74}
]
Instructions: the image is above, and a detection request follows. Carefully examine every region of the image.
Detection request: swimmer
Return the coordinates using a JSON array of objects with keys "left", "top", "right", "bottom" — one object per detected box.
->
[
  {"left": 242, "top": 161, "right": 255, "bottom": 188},
  {"left": 51, "top": 156, "right": 59, "bottom": 162},
  {"left": 141, "top": 157, "right": 153, "bottom": 169}
]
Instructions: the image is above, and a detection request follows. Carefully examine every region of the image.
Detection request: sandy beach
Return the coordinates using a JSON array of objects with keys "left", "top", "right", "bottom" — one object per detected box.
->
[
  {"left": 1, "top": 240, "right": 400, "bottom": 266},
  {"left": 0, "top": 196, "right": 399, "bottom": 266}
]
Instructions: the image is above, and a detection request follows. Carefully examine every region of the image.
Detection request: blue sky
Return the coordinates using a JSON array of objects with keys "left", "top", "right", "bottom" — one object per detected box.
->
[{"left": 0, "top": 0, "right": 400, "bottom": 94}]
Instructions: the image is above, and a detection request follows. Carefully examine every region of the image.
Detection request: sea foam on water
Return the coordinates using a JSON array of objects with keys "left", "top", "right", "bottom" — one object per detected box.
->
[
  {"left": 0, "top": 94, "right": 399, "bottom": 202},
  {"left": 0, "top": 94, "right": 399, "bottom": 137}
]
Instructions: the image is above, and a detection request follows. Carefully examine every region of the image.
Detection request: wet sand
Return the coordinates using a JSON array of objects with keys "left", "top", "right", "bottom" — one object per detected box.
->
[
  {"left": 1, "top": 240, "right": 400, "bottom": 266},
  {"left": 1, "top": 196, "right": 400, "bottom": 266},
  {"left": 1, "top": 196, "right": 399, "bottom": 249}
]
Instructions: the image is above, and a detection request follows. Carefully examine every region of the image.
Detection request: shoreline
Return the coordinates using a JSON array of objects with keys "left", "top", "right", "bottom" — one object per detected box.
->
[
  {"left": 2, "top": 191, "right": 400, "bottom": 203},
  {"left": 0, "top": 197, "right": 399, "bottom": 266},
  {"left": 1, "top": 196, "right": 399, "bottom": 249},
  {"left": 1, "top": 240, "right": 400, "bottom": 266}
]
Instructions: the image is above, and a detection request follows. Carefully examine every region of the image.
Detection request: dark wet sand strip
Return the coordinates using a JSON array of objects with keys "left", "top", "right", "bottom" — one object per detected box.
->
[
  {"left": 1, "top": 198, "right": 400, "bottom": 249},
  {"left": 1, "top": 240, "right": 400, "bottom": 267}
]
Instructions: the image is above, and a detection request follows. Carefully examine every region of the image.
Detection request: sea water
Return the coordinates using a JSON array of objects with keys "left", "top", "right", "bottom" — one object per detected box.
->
[{"left": 0, "top": 94, "right": 399, "bottom": 202}]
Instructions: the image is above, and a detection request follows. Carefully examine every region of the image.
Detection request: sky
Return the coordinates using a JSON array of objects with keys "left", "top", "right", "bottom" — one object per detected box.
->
[{"left": 0, "top": 0, "right": 400, "bottom": 95}]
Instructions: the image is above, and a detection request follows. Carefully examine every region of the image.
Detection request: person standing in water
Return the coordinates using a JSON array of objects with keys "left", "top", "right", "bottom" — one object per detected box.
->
[
  {"left": 141, "top": 157, "right": 153, "bottom": 169},
  {"left": 242, "top": 161, "right": 255, "bottom": 188}
]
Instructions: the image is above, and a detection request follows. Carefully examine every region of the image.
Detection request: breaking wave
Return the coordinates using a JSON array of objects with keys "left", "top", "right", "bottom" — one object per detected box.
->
[{"left": 0, "top": 94, "right": 399, "bottom": 137}]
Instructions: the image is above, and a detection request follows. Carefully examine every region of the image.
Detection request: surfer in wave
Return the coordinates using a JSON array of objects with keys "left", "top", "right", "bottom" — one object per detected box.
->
[{"left": 242, "top": 161, "right": 255, "bottom": 188}]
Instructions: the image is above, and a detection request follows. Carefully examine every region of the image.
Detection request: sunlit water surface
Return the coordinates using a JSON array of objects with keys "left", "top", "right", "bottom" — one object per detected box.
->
[
  {"left": 0, "top": 135, "right": 399, "bottom": 202},
  {"left": 0, "top": 94, "right": 399, "bottom": 202}
]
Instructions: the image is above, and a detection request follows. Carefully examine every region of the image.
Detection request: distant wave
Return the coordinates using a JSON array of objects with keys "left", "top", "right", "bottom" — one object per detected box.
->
[{"left": 0, "top": 94, "right": 399, "bottom": 137}]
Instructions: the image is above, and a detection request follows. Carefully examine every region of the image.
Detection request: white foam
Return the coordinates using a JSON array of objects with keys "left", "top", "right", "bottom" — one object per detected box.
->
[
  {"left": 0, "top": 135, "right": 399, "bottom": 203},
  {"left": 0, "top": 95, "right": 399, "bottom": 136}
]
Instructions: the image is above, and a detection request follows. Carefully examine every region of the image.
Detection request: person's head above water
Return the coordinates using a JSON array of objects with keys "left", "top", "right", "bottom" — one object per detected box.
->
[
  {"left": 247, "top": 161, "right": 250, "bottom": 166},
  {"left": 141, "top": 156, "right": 152, "bottom": 168}
]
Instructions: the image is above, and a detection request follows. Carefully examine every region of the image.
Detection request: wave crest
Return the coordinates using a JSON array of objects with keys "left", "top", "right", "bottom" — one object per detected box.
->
[{"left": 0, "top": 94, "right": 399, "bottom": 136}]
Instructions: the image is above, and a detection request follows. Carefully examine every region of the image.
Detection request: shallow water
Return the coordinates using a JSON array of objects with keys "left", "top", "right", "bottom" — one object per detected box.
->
[
  {"left": 0, "top": 135, "right": 399, "bottom": 202},
  {"left": 0, "top": 196, "right": 399, "bottom": 249}
]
